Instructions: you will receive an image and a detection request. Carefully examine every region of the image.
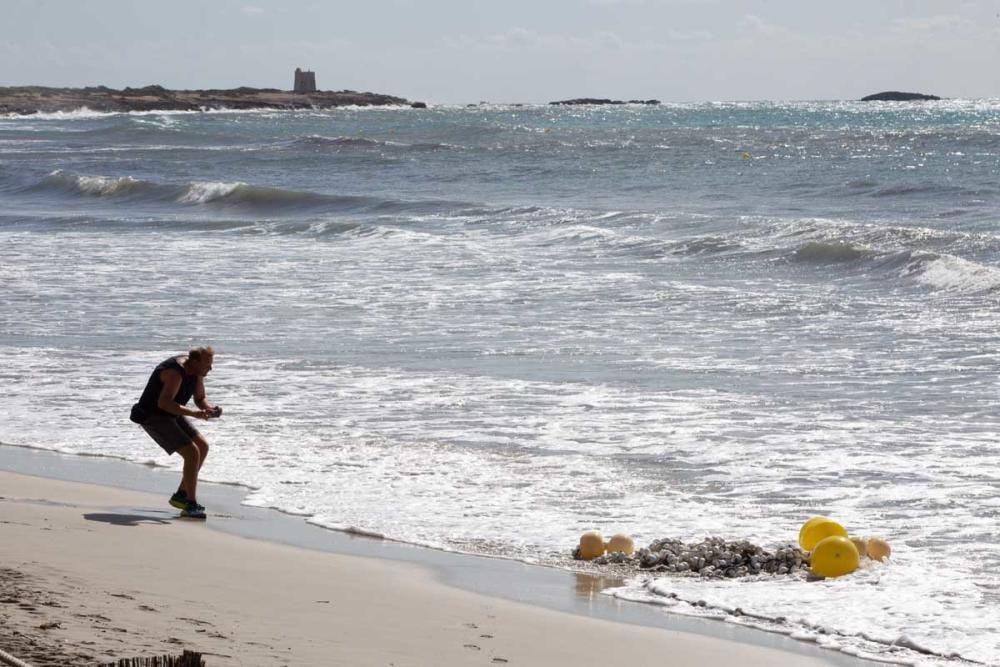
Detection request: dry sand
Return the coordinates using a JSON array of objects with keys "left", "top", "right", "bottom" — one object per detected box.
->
[{"left": 0, "top": 471, "right": 838, "bottom": 666}]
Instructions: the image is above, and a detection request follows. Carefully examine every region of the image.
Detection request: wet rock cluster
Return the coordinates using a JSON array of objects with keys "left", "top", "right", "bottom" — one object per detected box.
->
[{"left": 584, "top": 537, "right": 810, "bottom": 578}]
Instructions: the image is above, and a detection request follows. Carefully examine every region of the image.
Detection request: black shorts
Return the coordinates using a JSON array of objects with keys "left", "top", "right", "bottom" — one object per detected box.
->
[{"left": 141, "top": 415, "right": 201, "bottom": 454}]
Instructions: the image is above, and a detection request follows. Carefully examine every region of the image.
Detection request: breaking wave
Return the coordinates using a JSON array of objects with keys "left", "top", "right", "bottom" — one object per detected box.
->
[
  {"left": 177, "top": 181, "right": 334, "bottom": 208},
  {"left": 15, "top": 173, "right": 1000, "bottom": 296},
  {"left": 20, "top": 171, "right": 470, "bottom": 216},
  {"left": 902, "top": 253, "right": 1000, "bottom": 293},
  {"left": 176, "top": 181, "right": 467, "bottom": 215},
  {"left": 286, "top": 134, "right": 455, "bottom": 152},
  {"left": 612, "top": 580, "right": 981, "bottom": 667},
  {"left": 872, "top": 183, "right": 973, "bottom": 198},
  {"left": 27, "top": 170, "right": 169, "bottom": 199},
  {"left": 793, "top": 241, "right": 866, "bottom": 263},
  {"left": 1, "top": 107, "right": 117, "bottom": 121}
]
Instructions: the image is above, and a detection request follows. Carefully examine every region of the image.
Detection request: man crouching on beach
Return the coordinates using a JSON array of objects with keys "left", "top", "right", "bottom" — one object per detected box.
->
[{"left": 130, "top": 346, "right": 222, "bottom": 519}]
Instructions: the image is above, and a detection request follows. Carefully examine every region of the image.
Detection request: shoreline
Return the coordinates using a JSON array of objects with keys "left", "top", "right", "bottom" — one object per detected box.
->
[{"left": 0, "top": 444, "right": 879, "bottom": 666}]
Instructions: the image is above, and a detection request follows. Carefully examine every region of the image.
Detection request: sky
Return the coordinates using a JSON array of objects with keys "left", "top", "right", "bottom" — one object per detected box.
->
[{"left": 2, "top": 0, "right": 999, "bottom": 103}]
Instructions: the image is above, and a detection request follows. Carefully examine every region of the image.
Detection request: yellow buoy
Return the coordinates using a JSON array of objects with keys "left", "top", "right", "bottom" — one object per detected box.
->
[
  {"left": 606, "top": 533, "right": 635, "bottom": 556},
  {"left": 578, "top": 531, "right": 606, "bottom": 560},
  {"left": 800, "top": 518, "right": 848, "bottom": 551},
  {"left": 810, "top": 535, "right": 860, "bottom": 578},
  {"left": 798, "top": 516, "right": 829, "bottom": 547},
  {"left": 849, "top": 536, "right": 868, "bottom": 559},
  {"left": 867, "top": 537, "right": 891, "bottom": 562}
]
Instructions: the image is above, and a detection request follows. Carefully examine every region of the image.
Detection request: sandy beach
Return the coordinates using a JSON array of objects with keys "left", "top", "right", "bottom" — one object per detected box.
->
[{"left": 0, "top": 469, "right": 854, "bottom": 667}]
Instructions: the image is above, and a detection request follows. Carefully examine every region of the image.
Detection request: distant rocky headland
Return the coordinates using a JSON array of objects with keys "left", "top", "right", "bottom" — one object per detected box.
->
[
  {"left": 0, "top": 85, "right": 418, "bottom": 115},
  {"left": 860, "top": 91, "right": 941, "bottom": 102},
  {"left": 550, "top": 98, "right": 661, "bottom": 106}
]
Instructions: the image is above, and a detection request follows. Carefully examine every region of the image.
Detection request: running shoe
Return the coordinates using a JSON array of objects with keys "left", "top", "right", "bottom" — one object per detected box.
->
[
  {"left": 169, "top": 490, "right": 188, "bottom": 510},
  {"left": 180, "top": 500, "right": 206, "bottom": 519}
]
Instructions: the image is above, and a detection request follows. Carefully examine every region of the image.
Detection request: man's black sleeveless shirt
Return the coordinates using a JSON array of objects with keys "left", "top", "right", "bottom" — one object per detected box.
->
[{"left": 137, "top": 357, "right": 197, "bottom": 416}]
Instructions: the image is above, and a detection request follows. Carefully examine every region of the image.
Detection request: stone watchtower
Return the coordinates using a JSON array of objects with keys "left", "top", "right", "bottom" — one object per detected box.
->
[{"left": 293, "top": 67, "right": 317, "bottom": 94}]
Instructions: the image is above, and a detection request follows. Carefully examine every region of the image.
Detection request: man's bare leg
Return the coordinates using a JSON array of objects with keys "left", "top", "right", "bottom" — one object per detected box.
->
[
  {"left": 177, "top": 443, "right": 201, "bottom": 501},
  {"left": 191, "top": 433, "right": 209, "bottom": 473}
]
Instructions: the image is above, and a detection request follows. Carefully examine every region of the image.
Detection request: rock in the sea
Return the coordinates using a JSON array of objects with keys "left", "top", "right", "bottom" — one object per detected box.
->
[
  {"left": 0, "top": 85, "right": 413, "bottom": 115},
  {"left": 582, "top": 536, "right": 809, "bottom": 579},
  {"left": 549, "top": 98, "right": 660, "bottom": 106},
  {"left": 410, "top": 101, "right": 428, "bottom": 109},
  {"left": 551, "top": 98, "right": 623, "bottom": 105},
  {"left": 860, "top": 91, "right": 941, "bottom": 101}
]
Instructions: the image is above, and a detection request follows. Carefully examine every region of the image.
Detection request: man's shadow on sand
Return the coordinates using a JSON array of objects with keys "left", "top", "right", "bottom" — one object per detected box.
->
[{"left": 83, "top": 511, "right": 175, "bottom": 527}]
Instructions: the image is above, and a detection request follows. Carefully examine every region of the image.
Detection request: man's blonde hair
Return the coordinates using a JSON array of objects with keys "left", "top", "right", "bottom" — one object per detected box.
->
[{"left": 188, "top": 345, "right": 215, "bottom": 361}]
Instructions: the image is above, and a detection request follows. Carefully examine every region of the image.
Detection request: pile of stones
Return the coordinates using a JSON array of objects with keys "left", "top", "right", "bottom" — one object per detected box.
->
[{"left": 584, "top": 537, "right": 810, "bottom": 579}]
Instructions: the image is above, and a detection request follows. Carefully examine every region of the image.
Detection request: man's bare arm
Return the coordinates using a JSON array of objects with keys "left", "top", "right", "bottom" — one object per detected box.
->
[
  {"left": 193, "top": 376, "right": 213, "bottom": 411},
  {"left": 157, "top": 370, "right": 208, "bottom": 419}
]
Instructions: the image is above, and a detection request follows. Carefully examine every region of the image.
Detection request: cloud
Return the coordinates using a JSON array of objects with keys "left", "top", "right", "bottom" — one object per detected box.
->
[
  {"left": 445, "top": 28, "right": 568, "bottom": 51},
  {"left": 889, "top": 14, "right": 968, "bottom": 34},
  {"left": 664, "top": 28, "right": 713, "bottom": 42},
  {"left": 446, "top": 27, "right": 654, "bottom": 52},
  {"left": 738, "top": 14, "right": 803, "bottom": 41},
  {"left": 241, "top": 6, "right": 265, "bottom": 14}
]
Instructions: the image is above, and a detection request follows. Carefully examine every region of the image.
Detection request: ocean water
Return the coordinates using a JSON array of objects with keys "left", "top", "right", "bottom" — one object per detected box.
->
[{"left": 2, "top": 101, "right": 999, "bottom": 665}]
